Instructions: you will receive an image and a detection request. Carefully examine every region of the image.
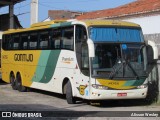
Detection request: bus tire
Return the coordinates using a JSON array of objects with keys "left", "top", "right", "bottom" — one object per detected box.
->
[
  {"left": 10, "top": 73, "right": 17, "bottom": 90},
  {"left": 16, "top": 73, "right": 27, "bottom": 92},
  {"left": 66, "top": 81, "right": 76, "bottom": 104}
]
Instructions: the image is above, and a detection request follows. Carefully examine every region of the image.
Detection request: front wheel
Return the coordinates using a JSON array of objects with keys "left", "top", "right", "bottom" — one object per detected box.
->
[{"left": 66, "top": 81, "right": 76, "bottom": 104}]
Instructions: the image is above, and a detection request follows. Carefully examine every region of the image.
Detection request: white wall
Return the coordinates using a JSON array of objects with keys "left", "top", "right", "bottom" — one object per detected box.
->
[{"left": 123, "top": 15, "right": 160, "bottom": 34}]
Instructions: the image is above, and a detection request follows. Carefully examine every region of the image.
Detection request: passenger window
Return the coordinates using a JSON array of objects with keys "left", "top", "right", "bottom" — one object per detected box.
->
[
  {"left": 39, "top": 31, "right": 49, "bottom": 49},
  {"left": 2, "top": 35, "right": 8, "bottom": 50},
  {"left": 29, "top": 32, "right": 38, "bottom": 49},
  {"left": 21, "top": 33, "right": 28, "bottom": 50},
  {"left": 76, "top": 25, "right": 87, "bottom": 43},
  {"left": 61, "top": 27, "right": 74, "bottom": 50},
  {"left": 7, "top": 35, "right": 13, "bottom": 50},
  {"left": 13, "top": 34, "right": 20, "bottom": 50},
  {"left": 53, "top": 29, "right": 61, "bottom": 49}
]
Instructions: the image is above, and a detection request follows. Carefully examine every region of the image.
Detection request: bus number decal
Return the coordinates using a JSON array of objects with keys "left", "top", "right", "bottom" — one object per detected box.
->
[{"left": 77, "top": 85, "right": 87, "bottom": 95}]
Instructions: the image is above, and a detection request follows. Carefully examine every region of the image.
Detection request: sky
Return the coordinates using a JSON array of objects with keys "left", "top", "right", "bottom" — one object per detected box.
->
[{"left": 0, "top": 0, "right": 135, "bottom": 28}]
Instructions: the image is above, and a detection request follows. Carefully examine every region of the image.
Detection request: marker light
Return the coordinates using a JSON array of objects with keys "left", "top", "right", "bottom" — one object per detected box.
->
[{"left": 137, "top": 84, "right": 148, "bottom": 89}]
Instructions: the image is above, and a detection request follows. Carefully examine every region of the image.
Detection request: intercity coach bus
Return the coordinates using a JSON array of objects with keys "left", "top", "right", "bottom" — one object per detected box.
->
[{"left": 1, "top": 20, "right": 158, "bottom": 104}]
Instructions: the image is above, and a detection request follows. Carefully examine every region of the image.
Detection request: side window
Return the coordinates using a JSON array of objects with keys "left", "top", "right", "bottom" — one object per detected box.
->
[
  {"left": 61, "top": 27, "right": 74, "bottom": 50},
  {"left": 2, "top": 35, "right": 7, "bottom": 50},
  {"left": 52, "top": 29, "right": 61, "bottom": 49},
  {"left": 75, "top": 25, "right": 89, "bottom": 76},
  {"left": 81, "top": 43, "right": 89, "bottom": 75},
  {"left": 13, "top": 34, "right": 20, "bottom": 50},
  {"left": 21, "top": 33, "right": 28, "bottom": 50},
  {"left": 7, "top": 35, "right": 13, "bottom": 50},
  {"left": 76, "top": 25, "right": 87, "bottom": 42},
  {"left": 29, "top": 32, "right": 38, "bottom": 49},
  {"left": 39, "top": 31, "right": 50, "bottom": 49}
]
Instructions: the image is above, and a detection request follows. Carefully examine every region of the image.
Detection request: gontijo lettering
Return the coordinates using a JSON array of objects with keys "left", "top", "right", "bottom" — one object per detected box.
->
[{"left": 14, "top": 54, "right": 33, "bottom": 62}]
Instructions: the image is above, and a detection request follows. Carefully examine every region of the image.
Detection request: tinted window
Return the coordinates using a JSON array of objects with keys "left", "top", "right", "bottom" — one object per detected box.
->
[
  {"left": 52, "top": 29, "right": 61, "bottom": 49},
  {"left": 75, "top": 25, "right": 89, "bottom": 76},
  {"left": 7, "top": 35, "right": 13, "bottom": 50},
  {"left": 76, "top": 25, "right": 87, "bottom": 42},
  {"left": 2, "top": 35, "right": 7, "bottom": 50},
  {"left": 61, "top": 27, "right": 74, "bottom": 50},
  {"left": 29, "top": 32, "right": 38, "bottom": 49},
  {"left": 21, "top": 33, "right": 28, "bottom": 50},
  {"left": 39, "top": 31, "right": 50, "bottom": 49},
  {"left": 13, "top": 34, "right": 20, "bottom": 50}
]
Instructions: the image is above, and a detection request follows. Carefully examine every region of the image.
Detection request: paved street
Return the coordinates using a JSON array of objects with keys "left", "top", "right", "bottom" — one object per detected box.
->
[{"left": 0, "top": 81, "right": 160, "bottom": 120}]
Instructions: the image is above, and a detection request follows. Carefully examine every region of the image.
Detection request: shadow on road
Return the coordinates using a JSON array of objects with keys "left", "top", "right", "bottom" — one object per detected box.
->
[
  {"left": 28, "top": 87, "right": 155, "bottom": 108},
  {"left": 0, "top": 79, "right": 8, "bottom": 85},
  {"left": 29, "top": 88, "right": 66, "bottom": 100},
  {"left": 0, "top": 79, "right": 157, "bottom": 108}
]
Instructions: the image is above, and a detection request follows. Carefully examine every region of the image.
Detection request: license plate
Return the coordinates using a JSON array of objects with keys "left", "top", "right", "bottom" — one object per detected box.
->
[{"left": 117, "top": 93, "right": 127, "bottom": 97}]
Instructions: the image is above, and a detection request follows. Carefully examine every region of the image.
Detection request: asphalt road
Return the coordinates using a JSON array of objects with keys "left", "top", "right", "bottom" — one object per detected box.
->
[{"left": 0, "top": 81, "right": 160, "bottom": 120}]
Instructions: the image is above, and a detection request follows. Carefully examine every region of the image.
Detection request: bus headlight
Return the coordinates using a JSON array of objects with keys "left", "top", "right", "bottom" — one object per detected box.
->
[
  {"left": 137, "top": 84, "right": 148, "bottom": 89},
  {"left": 92, "top": 84, "right": 108, "bottom": 90}
]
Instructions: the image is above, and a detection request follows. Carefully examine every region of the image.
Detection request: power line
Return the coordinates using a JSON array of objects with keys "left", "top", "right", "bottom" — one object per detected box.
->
[
  {"left": 39, "top": 3, "right": 62, "bottom": 10},
  {"left": 14, "top": 3, "right": 30, "bottom": 10},
  {"left": 0, "top": 3, "right": 30, "bottom": 14},
  {"left": 16, "top": 11, "right": 30, "bottom": 16}
]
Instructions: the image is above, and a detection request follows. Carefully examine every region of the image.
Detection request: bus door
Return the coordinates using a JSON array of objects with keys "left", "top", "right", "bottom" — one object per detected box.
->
[{"left": 74, "top": 25, "right": 90, "bottom": 98}]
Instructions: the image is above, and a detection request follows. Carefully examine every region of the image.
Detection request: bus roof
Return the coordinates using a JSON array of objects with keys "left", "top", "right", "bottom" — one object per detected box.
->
[
  {"left": 3, "top": 19, "right": 140, "bottom": 34},
  {"left": 81, "top": 20, "right": 140, "bottom": 27}
]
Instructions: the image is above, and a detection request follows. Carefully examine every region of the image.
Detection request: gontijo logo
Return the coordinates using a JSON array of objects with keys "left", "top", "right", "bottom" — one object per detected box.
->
[{"left": 14, "top": 54, "right": 33, "bottom": 62}]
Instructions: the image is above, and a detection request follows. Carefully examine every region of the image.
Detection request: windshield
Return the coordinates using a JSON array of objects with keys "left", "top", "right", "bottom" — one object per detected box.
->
[
  {"left": 92, "top": 43, "right": 147, "bottom": 79},
  {"left": 90, "top": 27, "right": 147, "bottom": 79}
]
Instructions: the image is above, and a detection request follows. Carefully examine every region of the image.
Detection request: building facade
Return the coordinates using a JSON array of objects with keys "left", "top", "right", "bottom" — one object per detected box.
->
[{"left": 48, "top": 10, "right": 83, "bottom": 20}]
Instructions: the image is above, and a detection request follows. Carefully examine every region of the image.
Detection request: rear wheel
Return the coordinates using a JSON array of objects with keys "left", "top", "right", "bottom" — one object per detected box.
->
[
  {"left": 16, "top": 73, "right": 27, "bottom": 92},
  {"left": 10, "top": 73, "right": 17, "bottom": 90},
  {"left": 66, "top": 81, "right": 76, "bottom": 104}
]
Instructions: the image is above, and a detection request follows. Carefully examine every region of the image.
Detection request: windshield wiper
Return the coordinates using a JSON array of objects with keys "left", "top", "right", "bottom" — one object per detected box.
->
[
  {"left": 109, "top": 58, "right": 140, "bottom": 80},
  {"left": 126, "top": 60, "right": 140, "bottom": 80},
  {"left": 109, "top": 58, "right": 123, "bottom": 79}
]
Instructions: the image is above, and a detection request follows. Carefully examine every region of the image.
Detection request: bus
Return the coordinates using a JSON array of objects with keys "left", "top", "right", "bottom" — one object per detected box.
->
[{"left": 1, "top": 20, "right": 158, "bottom": 104}]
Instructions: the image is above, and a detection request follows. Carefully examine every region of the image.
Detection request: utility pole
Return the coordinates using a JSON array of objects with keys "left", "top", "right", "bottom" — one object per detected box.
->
[
  {"left": 9, "top": 3, "right": 14, "bottom": 29},
  {"left": 30, "top": 0, "right": 38, "bottom": 25}
]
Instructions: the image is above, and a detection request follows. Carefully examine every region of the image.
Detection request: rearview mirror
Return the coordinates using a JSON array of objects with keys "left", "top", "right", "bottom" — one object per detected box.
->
[
  {"left": 87, "top": 39, "right": 95, "bottom": 57},
  {"left": 147, "top": 40, "right": 158, "bottom": 64}
]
